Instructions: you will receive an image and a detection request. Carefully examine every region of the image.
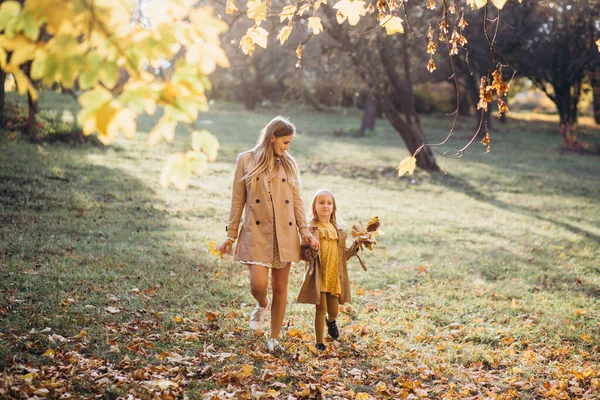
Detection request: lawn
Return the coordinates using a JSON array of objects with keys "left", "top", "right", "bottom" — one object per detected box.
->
[{"left": 1, "top": 92, "right": 599, "bottom": 399}]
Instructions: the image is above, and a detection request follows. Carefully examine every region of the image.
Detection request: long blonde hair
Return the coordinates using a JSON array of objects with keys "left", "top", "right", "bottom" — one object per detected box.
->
[
  {"left": 242, "top": 116, "right": 300, "bottom": 185},
  {"left": 308, "top": 189, "right": 345, "bottom": 229}
]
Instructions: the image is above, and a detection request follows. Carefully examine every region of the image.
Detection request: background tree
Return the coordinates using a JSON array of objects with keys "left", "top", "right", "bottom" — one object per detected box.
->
[{"left": 503, "top": 0, "right": 600, "bottom": 148}]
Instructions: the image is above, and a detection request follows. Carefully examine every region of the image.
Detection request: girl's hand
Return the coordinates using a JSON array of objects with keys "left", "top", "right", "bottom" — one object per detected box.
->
[
  {"left": 218, "top": 239, "right": 234, "bottom": 255},
  {"left": 308, "top": 235, "right": 320, "bottom": 251}
]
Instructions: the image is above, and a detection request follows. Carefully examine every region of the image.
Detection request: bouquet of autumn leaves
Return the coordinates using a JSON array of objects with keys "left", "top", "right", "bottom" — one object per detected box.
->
[{"left": 349, "top": 216, "right": 381, "bottom": 271}]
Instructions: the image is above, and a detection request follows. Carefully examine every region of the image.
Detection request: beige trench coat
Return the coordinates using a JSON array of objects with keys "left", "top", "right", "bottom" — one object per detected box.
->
[
  {"left": 226, "top": 151, "right": 311, "bottom": 264},
  {"left": 297, "top": 221, "right": 359, "bottom": 305}
]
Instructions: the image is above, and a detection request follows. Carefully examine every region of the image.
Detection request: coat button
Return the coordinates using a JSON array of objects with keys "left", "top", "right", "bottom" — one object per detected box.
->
[
  {"left": 282, "top": 178, "right": 286, "bottom": 182},
  {"left": 256, "top": 177, "right": 260, "bottom": 181},
  {"left": 289, "top": 222, "right": 293, "bottom": 226},
  {"left": 256, "top": 199, "right": 260, "bottom": 203},
  {"left": 256, "top": 221, "right": 260, "bottom": 225},
  {"left": 285, "top": 200, "right": 289, "bottom": 204}
]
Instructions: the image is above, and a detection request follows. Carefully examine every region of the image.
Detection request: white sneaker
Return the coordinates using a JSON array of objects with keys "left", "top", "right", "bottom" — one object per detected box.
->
[
  {"left": 267, "top": 338, "right": 284, "bottom": 353},
  {"left": 249, "top": 299, "right": 269, "bottom": 331}
]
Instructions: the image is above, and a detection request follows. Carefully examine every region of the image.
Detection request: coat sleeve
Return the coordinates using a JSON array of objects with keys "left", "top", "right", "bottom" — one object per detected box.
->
[
  {"left": 292, "top": 175, "right": 311, "bottom": 239},
  {"left": 341, "top": 230, "right": 359, "bottom": 260},
  {"left": 226, "top": 153, "right": 247, "bottom": 240}
]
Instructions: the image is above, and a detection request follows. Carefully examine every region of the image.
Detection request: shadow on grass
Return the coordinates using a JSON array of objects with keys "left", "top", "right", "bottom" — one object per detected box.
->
[
  {"left": 428, "top": 172, "right": 599, "bottom": 298},
  {"left": 431, "top": 173, "right": 600, "bottom": 244},
  {"left": 0, "top": 141, "right": 243, "bottom": 369}
]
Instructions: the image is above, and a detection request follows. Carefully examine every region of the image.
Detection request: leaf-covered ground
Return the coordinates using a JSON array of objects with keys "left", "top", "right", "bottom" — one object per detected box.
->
[{"left": 1, "top": 93, "right": 599, "bottom": 399}]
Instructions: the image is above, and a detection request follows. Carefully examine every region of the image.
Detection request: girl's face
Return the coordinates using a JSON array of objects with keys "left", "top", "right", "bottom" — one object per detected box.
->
[
  {"left": 271, "top": 135, "right": 293, "bottom": 156},
  {"left": 314, "top": 193, "right": 335, "bottom": 222}
]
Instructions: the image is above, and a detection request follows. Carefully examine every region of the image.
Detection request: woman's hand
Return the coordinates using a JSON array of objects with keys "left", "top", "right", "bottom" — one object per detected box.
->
[
  {"left": 307, "top": 235, "right": 320, "bottom": 251},
  {"left": 218, "top": 239, "right": 234, "bottom": 255}
]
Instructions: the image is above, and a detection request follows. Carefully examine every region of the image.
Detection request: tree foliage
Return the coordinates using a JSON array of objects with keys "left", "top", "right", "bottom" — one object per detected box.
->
[{"left": 1, "top": 0, "right": 599, "bottom": 187}]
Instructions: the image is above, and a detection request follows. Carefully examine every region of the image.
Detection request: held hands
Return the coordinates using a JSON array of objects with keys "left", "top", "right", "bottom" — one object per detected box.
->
[
  {"left": 218, "top": 238, "right": 234, "bottom": 255},
  {"left": 307, "top": 235, "right": 320, "bottom": 251}
]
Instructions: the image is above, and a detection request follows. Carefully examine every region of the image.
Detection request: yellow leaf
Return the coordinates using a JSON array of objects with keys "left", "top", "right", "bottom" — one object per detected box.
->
[
  {"left": 148, "top": 119, "right": 177, "bottom": 146},
  {"left": 248, "top": 26, "right": 269, "bottom": 49},
  {"left": 108, "top": 107, "right": 137, "bottom": 140},
  {"left": 308, "top": 17, "right": 323, "bottom": 35},
  {"left": 94, "top": 101, "right": 118, "bottom": 145},
  {"left": 374, "top": 381, "right": 387, "bottom": 394},
  {"left": 174, "top": 315, "right": 183, "bottom": 323},
  {"left": 333, "top": 0, "right": 367, "bottom": 26},
  {"left": 396, "top": 156, "right": 416, "bottom": 176},
  {"left": 0, "top": 35, "right": 36, "bottom": 66},
  {"left": 596, "top": 38, "right": 600, "bottom": 52},
  {"left": 297, "top": 3, "right": 311, "bottom": 16},
  {"left": 355, "top": 393, "right": 370, "bottom": 400},
  {"left": 3, "top": 64, "right": 37, "bottom": 101},
  {"left": 481, "top": 131, "right": 490, "bottom": 146},
  {"left": 42, "top": 348, "right": 56, "bottom": 358},
  {"left": 225, "top": 0, "right": 238, "bottom": 14},
  {"left": 314, "top": 0, "right": 328, "bottom": 13},
  {"left": 207, "top": 240, "right": 223, "bottom": 257},
  {"left": 491, "top": 0, "right": 508, "bottom": 9},
  {"left": 380, "top": 15, "right": 404, "bottom": 35},
  {"left": 160, "top": 152, "right": 190, "bottom": 190},
  {"left": 427, "top": 58, "right": 436, "bottom": 73},
  {"left": 247, "top": 0, "right": 267, "bottom": 25},
  {"left": 239, "top": 34, "right": 255, "bottom": 56},
  {"left": 186, "top": 151, "right": 208, "bottom": 175},
  {"left": 277, "top": 26, "right": 292, "bottom": 45},
  {"left": 190, "top": 129, "right": 220, "bottom": 161},
  {"left": 467, "top": 0, "right": 488, "bottom": 9},
  {"left": 573, "top": 309, "right": 586, "bottom": 315},
  {"left": 279, "top": 5, "right": 297, "bottom": 23}
]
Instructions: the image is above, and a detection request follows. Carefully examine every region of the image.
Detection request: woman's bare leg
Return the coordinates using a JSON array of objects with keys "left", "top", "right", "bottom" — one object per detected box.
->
[
  {"left": 270, "top": 263, "right": 291, "bottom": 339},
  {"left": 248, "top": 264, "right": 269, "bottom": 308}
]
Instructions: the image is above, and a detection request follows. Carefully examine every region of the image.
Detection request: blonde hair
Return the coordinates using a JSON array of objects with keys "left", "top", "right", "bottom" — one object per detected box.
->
[
  {"left": 308, "top": 189, "right": 345, "bottom": 229},
  {"left": 242, "top": 116, "right": 300, "bottom": 185}
]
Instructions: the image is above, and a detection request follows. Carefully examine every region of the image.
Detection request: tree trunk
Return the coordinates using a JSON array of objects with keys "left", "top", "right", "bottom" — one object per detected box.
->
[
  {"left": 0, "top": 70, "right": 6, "bottom": 128},
  {"left": 359, "top": 91, "right": 376, "bottom": 136},
  {"left": 554, "top": 83, "right": 580, "bottom": 146},
  {"left": 379, "top": 96, "right": 439, "bottom": 172},
  {"left": 592, "top": 69, "right": 600, "bottom": 125},
  {"left": 457, "top": 83, "right": 471, "bottom": 116},
  {"left": 240, "top": 69, "right": 256, "bottom": 111},
  {"left": 27, "top": 90, "right": 38, "bottom": 135}
]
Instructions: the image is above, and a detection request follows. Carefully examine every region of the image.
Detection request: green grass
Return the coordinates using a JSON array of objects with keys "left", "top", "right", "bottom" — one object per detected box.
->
[{"left": 1, "top": 92, "right": 599, "bottom": 398}]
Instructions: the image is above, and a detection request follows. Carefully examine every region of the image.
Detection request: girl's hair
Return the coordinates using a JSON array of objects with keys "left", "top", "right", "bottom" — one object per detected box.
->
[
  {"left": 308, "top": 189, "right": 345, "bottom": 229},
  {"left": 242, "top": 116, "right": 300, "bottom": 185}
]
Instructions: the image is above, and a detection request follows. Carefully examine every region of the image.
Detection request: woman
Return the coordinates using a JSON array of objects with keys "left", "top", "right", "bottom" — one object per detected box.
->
[{"left": 218, "top": 116, "right": 319, "bottom": 353}]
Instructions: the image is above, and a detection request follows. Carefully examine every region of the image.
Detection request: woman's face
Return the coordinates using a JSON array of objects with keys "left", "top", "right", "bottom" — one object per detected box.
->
[
  {"left": 314, "top": 193, "right": 334, "bottom": 222},
  {"left": 271, "top": 135, "right": 293, "bottom": 156}
]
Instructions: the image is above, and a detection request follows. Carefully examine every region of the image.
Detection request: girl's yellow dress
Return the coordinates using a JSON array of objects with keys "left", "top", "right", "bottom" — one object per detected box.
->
[{"left": 317, "top": 221, "right": 341, "bottom": 296}]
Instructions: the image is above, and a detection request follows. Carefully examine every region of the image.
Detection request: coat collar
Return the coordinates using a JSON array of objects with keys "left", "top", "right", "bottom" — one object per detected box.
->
[{"left": 309, "top": 219, "right": 347, "bottom": 240}]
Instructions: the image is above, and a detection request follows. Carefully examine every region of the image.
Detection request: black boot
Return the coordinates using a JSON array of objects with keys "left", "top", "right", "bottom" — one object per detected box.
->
[{"left": 326, "top": 318, "right": 339, "bottom": 340}]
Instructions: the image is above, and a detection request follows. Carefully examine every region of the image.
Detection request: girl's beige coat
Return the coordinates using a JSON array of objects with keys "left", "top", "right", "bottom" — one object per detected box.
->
[
  {"left": 226, "top": 151, "right": 311, "bottom": 263},
  {"left": 297, "top": 221, "right": 358, "bottom": 305}
]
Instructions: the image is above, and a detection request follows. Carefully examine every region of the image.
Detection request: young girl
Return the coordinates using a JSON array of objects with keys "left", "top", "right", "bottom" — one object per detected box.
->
[{"left": 297, "top": 189, "right": 360, "bottom": 351}]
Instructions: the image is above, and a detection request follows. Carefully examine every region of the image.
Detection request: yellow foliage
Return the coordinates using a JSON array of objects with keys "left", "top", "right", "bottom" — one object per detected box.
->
[
  {"left": 333, "top": 0, "right": 367, "bottom": 26},
  {"left": 380, "top": 15, "right": 404, "bottom": 35},
  {"left": 307, "top": 17, "right": 323, "bottom": 35},
  {"left": 277, "top": 26, "right": 293, "bottom": 45},
  {"left": 246, "top": 0, "right": 267, "bottom": 26}
]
